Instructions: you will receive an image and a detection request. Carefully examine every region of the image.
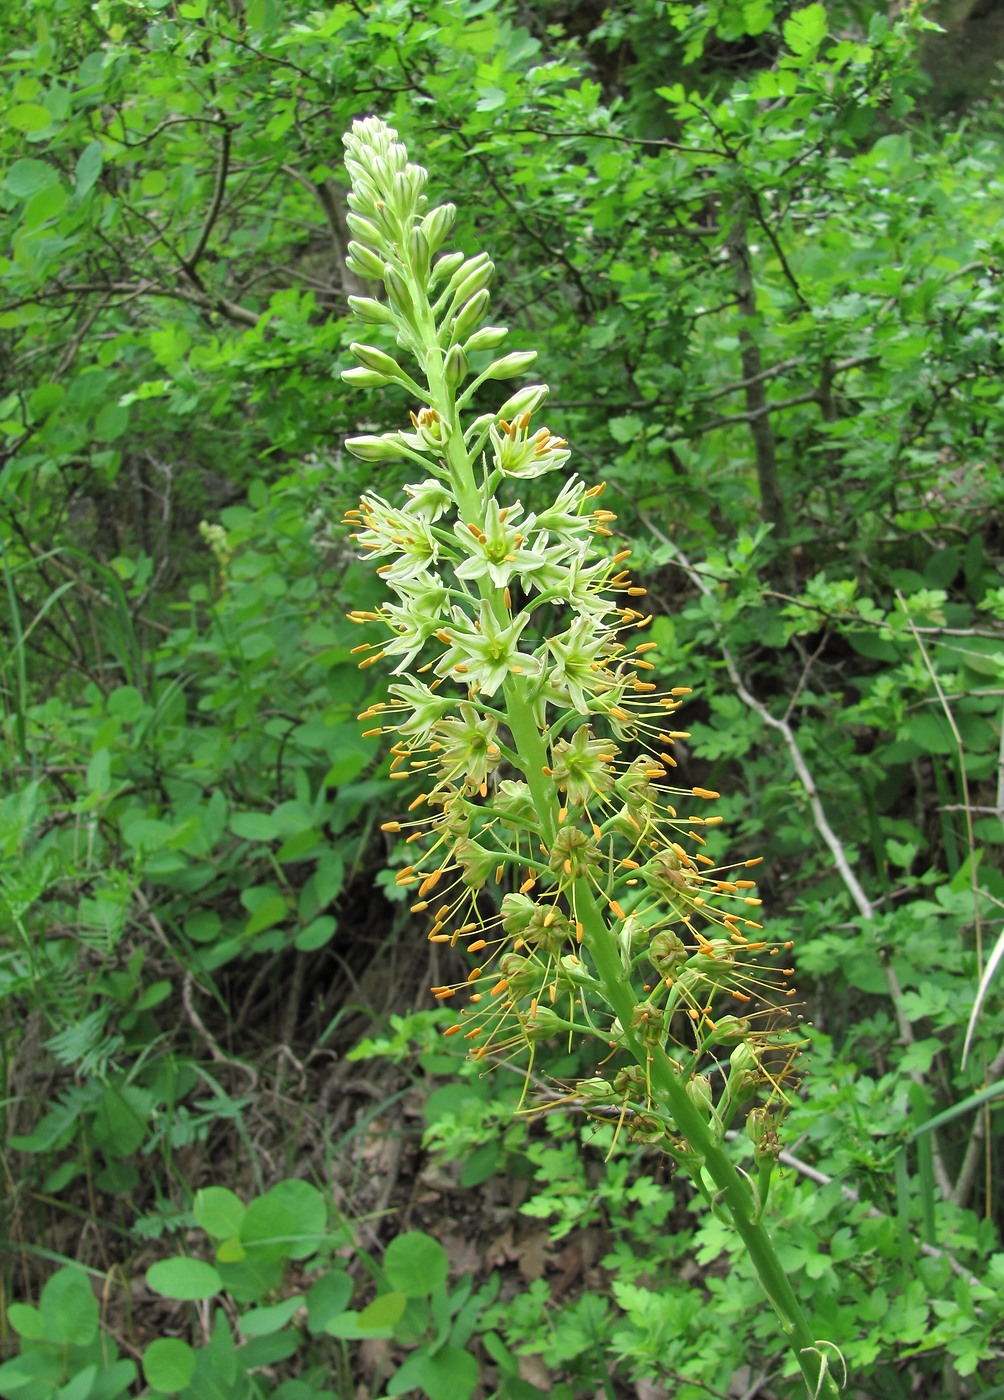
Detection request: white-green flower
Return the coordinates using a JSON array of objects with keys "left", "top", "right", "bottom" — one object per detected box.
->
[
  {"left": 379, "top": 578, "right": 451, "bottom": 674},
  {"left": 387, "top": 678, "right": 455, "bottom": 741},
  {"left": 435, "top": 602, "right": 539, "bottom": 697},
  {"left": 402, "top": 477, "right": 454, "bottom": 522},
  {"left": 544, "top": 614, "right": 618, "bottom": 713},
  {"left": 353, "top": 494, "right": 449, "bottom": 584},
  {"left": 453, "top": 498, "right": 540, "bottom": 590},
  {"left": 432, "top": 702, "right": 502, "bottom": 793},
  {"left": 489, "top": 415, "right": 571, "bottom": 480}
]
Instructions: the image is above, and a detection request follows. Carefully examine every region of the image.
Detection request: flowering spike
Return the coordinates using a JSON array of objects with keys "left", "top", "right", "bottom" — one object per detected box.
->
[{"left": 339, "top": 116, "right": 832, "bottom": 1397}]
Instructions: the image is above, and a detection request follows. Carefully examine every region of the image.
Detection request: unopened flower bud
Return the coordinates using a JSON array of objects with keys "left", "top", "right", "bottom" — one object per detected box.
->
[
  {"left": 421, "top": 202, "right": 457, "bottom": 255},
  {"left": 344, "top": 434, "right": 407, "bottom": 462},
  {"left": 408, "top": 225, "right": 431, "bottom": 282},
  {"left": 497, "top": 383, "right": 549, "bottom": 419},
  {"left": 451, "top": 289, "right": 491, "bottom": 343},
  {"left": 444, "top": 344, "right": 468, "bottom": 390},
  {"left": 451, "top": 257, "right": 494, "bottom": 306},
  {"left": 463, "top": 325, "right": 508, "bottom": 354},
  {"left": 341, "top": 366, "right": 392, "bottom": 388},
  {"left": 351, "top": 342, "right": 405, "bottom": 377},
  {"left": 484, "top": 350, "right": 538, "bottom": 381},
  {"left": 347, "top": 295, "right": 395, "bottom": 326},
  {"left": 345, "top": 214, "right": 385, "bottom": 246},
  {"left": 345, "top": 240, "right": 386, "bottom": 280},
  {"left": 385, "top": 265, "right": 416, "bottom": 321},
  {"left": 430, "top": 250, "right": 465, "bottom": 287}
]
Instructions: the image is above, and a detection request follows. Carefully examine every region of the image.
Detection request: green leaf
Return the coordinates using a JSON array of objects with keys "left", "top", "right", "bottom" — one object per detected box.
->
[
  {"left": 306, "top": 1269, "right": 354, "bottom": 1335},
  {"left": 383, "top": 1231, "right": 449, "bottom": 1297},
  {"left": 40, "top": 1267, "right": 99, "bottom": 1345},
  {"left": 141, "top": 169, "right": 168, "bottom": 197},
  {"left": 23, "top": 183, "right": 68, "bottom": 229},
  {"left": 324, "top": 1310, "right": 393, "bottom": 1340},
  {"left": 388, "top": 1346, "right": 479, "bottom": 1400},
  {"left": 8, "top": 102, "right": 53, "bottom": 133},
  {"left": 294, "top": 915, "right": 336, "bottom": 951},
  {"left": 5, "top": 157, "right": 57, "bottom": 197},
  {"left": 93, "top": 1083, "right": 150, "bottom": 1157},
  {"left": 143, "top": 1338, "right": 196, "bottom": 1393},
  {"left": 255, "top": 1179, "right": 326, "bottom": 1258},
  {"left": 94, "top": 401, "right": 130, "bottom": 442},
  {"left": 28, "top": 381, "right": 65, "bottom": 417},
  {"left": 216, "top": 1235, "right": 246, "bottom": 1264},
  {"left": 194, "top": 1186, "right": 246, "bottom": 1239},
  {"left": 242, "top": 894, "right": 288, "bottom": 937},
  {"left": 608, "top": 413, "right": 644, "bottom": 444},
  {"left": 75, "top": 141, "right": 103, "bottom": 198},
  {"left": 783, "top": 3, "right": 827, "bottom": 54},
  {"left": 357, "top": 1291, "right": 407, "bottom": 1329},
  {"left": 87, "top": 748, "right": 111, "bottom": 795},
  {"left": 58, "top": 1364, "right": 97, "bottom": 1400},
  {"left": 146, "top": 1257, "right": 223, "bottom": 1301},
  {"left": 230, "top": 810, "right": 280, "bottom": 841},
  {"left": 238, "top": 1296, "right": 303, "bottom": 1336},
  {"left": 6, "top": 1303, "right": 43, "bottom": 1340},
  {"left": 475, "top": 87, "right": 507, "bottom": 112}
]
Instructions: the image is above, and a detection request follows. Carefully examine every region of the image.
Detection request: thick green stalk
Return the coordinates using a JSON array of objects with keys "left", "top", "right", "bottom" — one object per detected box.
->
[
  {"left": 502, "top": 674, "right": 838, "bottom": 1396},
  {"left": 342, "top": 120, "right": 844, "bottom": 1400},
  {"left": 580, "top": 891, "right": 840, "bottom": 1399}
]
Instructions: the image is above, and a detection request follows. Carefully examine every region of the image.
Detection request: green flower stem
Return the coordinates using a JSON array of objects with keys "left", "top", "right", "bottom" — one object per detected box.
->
[
  {"left": 341, "top": 118, "right": 843, "bottom": 1400},
  {"left": 419, "top": 404, "right": 838, "bottom": 1400},
  {"left": 587, "top": 902, "right": 839, "bottom": 1398},
  {"left": 502, "top": 683, "right": 838, "bottom": 1398},
  {"left": 507, "top": 691, "right": 832, "bottom": 1395}
]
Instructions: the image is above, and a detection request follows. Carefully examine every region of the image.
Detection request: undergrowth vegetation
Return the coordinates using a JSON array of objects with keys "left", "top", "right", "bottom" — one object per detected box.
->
[{"left": 1, "top": 1, "right": 1003, "bottom": 1397}]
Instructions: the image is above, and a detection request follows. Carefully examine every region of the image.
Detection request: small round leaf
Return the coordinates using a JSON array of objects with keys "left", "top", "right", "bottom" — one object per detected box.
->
[
  {"left": 146, "top": 1257, "right": 222, "bottom": 1301},
  {"left": 383, "top": 1231, "right": 448, "bottom": 1297},
  {"left": 194, "top": 1186, "right": 246, "bottom": 1240},
  {"left": 143, "top": 1338, "right": 196, "bottom": 1393}
]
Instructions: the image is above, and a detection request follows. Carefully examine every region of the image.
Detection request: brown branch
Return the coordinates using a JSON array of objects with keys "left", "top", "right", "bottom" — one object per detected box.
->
[{"left": 186, "top": 121, "right": 232, "bottom": 275}]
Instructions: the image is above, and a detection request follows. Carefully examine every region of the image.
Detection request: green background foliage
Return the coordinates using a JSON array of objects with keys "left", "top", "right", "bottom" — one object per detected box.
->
[{"left": 1, "top": 0, "right": 1003, "bottom": 1396}]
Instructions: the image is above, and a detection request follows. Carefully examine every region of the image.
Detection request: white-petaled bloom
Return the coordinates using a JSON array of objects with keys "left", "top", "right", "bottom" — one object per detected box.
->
[
  {"left": 564, "top": 547, "right": 624, "bottom": 620},
  {"left": 431, "top": 702, "right": 502, "bottom": 794},
  {"left": 453, "top": 498, "right": 540, "bottom": 590},
  {"left": 533, "top": 475, "right": 594, "bottom": 539},
  {"left": 489, "top": 413, "right": 571, "bottom": 480},
  {"left": 386, "top": 678, "right": 456, "bottom": 741},
  {"left": 510, "top": 534, "right": 581, "bottom": 600},
  {"left": 402, "top": 478, "right": 454, "bottom": 522},
  {"left": 544, "top": 613, "right": 619, "bottom": 714},
  {"left": 379, "top": 578, "right": 452, "bottom": 673},
  {"left": 435, "top": 602, "right": 539, "bottom": 697},
  {"left": 352, "top": 494, "right": 449, "bottom": 584}
]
